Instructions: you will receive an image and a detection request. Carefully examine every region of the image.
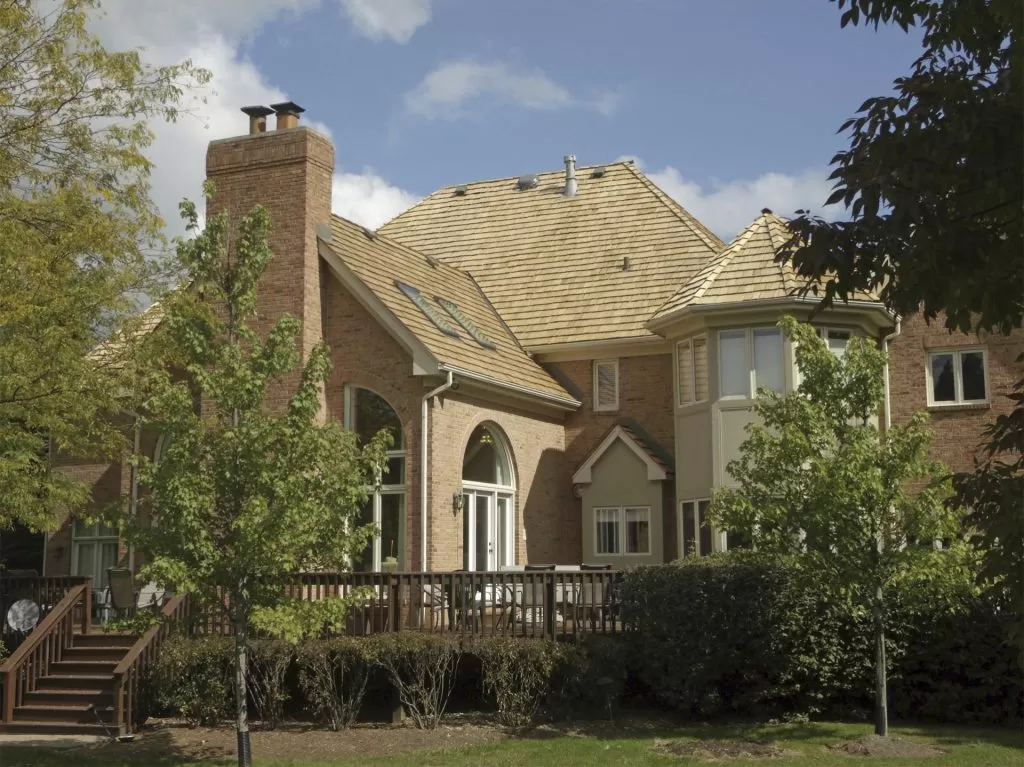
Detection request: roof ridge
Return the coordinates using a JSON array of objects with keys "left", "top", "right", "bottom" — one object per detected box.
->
[
  {"left": 466, "top": 271, "right": 529, "bottom": 355},
  {"left": 690, "top": 215, "right": 763, "bottom": 303},
  {"left": 423, "top": 160, "right": 636, "bottom": 194},
  {"left": 622, "top": 163, "right": 726, "bottom": 253}
]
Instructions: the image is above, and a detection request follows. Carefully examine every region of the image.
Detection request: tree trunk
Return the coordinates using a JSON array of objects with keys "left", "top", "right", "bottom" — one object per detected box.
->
[
  {"left": 234, "top": 616, "right": 252, "bottom": 767},
  {"left": 873, "top": 588, "right": 888, "bottom": 737}
]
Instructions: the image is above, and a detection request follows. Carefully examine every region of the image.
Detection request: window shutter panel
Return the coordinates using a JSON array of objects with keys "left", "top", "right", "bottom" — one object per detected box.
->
[
  {"left": 596, "top": 362, "right": 617, "bottom": 409},
  {"left": 677, "top": 341, "right": 692, "bottom": 405},
  {"left": 693, "top": 337, "right": 708, "bottom": 401}
]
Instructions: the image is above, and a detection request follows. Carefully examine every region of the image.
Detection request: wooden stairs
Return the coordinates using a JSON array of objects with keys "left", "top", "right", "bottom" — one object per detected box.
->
[{"left": 0, "top": 632, "right": 134, "bottom": 735}]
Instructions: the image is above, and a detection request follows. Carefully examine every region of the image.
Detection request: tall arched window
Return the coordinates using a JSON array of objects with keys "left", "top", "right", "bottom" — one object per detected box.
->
[
  {"left": 462, "top": 424, "right": 515, "bottom": 570},
  {"left": 345, "top": 386, "right": 406, "bottom": 571}
]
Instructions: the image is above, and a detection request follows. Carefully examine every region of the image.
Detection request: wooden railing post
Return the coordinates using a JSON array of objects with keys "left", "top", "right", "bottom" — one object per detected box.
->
[
  {"left": 82, "top": 577, "right": 93, "bottom": 635},
  {"left": 544, "top": 578, "right": 556, "bottom": 639},
  {"left": 389, "top": 575, "right": 401, "bottom": 633}
]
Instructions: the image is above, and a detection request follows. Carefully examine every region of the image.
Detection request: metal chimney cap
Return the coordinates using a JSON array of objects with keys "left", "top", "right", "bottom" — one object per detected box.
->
[
  {"left": 564, "top": 154, "right": 576, "bottom": 163},
  {"left": 454, "top": 184, "right": 468, "bottom": 196},
  {"left": 270, "top": 101, "right": 306, "bottom": 115},
  {"left": 241, "top": 105, "right": 274, "bottom": 118}
]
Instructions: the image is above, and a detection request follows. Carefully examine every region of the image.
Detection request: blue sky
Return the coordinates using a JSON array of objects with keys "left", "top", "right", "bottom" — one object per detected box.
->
[{"left": 94, "top": 0, "right": 922, "bottom": 239}]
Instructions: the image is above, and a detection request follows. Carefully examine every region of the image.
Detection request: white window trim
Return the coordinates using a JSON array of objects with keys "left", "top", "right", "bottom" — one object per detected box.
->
[
  {"left": 593, "top": 359, "right": 620, "bottom": 412},
  {"left": 594, "top": 505, "right": 651, "bottom": 556},
  {"left": 926, "top": 347, "right": 989, "bottom": 407},
  {"left": 676, "top": 336, "right": 708, "bottom": 408},
  {"left": 679, "top": 498, "right": 711, "bottom": 557},
  {"left": 71, "top": 521, "right": 119, "bottom": 586},
  {"left": 718, "top": 327, "right": 785, "bottom": 399},
  {"left": 344, "top": 385, "right": 408, "bottom": 570}
]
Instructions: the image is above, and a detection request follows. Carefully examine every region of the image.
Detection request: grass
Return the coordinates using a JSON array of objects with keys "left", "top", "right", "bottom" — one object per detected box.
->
[{"left": 1, "top": 721, "right": 1021, "bottom": 767}]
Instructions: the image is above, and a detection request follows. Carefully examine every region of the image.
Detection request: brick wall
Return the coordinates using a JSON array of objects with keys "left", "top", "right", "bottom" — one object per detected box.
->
[
  {"left": 205, "top": 125, "right": 334, "bottom": 413},
  {"left": 552, "top": 353, "right": 676, "bottom": 559},
  {"left": 888, "top": 313, "right": 1023, "bottom": 474},
  {"left": 429, "top": 393, "right": 571, "bottom": 568},
  {"left": 322, "top": 274, "right": 424, "bottom": 568}
]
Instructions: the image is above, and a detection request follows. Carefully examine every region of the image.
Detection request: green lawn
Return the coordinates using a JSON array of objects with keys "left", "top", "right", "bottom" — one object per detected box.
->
[{"left": 2, "top": 721, "right": 1021, "bottom": 767}]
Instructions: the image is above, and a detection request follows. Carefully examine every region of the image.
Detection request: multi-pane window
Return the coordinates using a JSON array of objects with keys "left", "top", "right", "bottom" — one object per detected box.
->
[
  {"left": 345, "top": 387, "right": 406, "bottom": 570},
  {"left": 927, "top": 349, "right": 987, "bottom": 406},
  {"left": 680, "top": 499, "right": 711, "bottom": 557},
  {"left": 593, "top": 360, "right": 619, "bottom": 412},
  {"left": 595, "top": 506, "right": 650, "bottom": 555},
  {"left": 718, "top": 328, "right": 785, "bottom": 398},
  {"left": 71, "top": 520, "right": 119, "bottom": 589},
  {"left": 819, "top": 328, "right": 852, "bottom": 359},
  {"left": 677, "top": 336, "right": 708, "bottom": 406}
]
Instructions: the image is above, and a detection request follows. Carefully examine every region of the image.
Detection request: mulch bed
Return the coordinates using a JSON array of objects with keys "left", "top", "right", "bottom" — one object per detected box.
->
[
  {"left": 826, "top": 734, "right": 946, "bottom": 758},
  {"left": 652, "top": 738, "right": 799, "bottom": 761}
]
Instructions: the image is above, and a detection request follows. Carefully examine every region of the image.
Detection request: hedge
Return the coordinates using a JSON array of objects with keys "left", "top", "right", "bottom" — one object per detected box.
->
[{"left": 618, "top": 557, "right": 1022, "bottom": 724}]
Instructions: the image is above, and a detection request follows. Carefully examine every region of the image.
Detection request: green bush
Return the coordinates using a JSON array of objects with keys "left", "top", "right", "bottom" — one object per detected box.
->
[
  {"left": 297, "top": 637, "right": 373, "bottom": 730},
  {"left": 476, "top": 637, "right": 568, "bottom": 726},
  {"left": 619, "top": 557, "right": 1022, "bottom": 724},
  {"left": 153, "top": 635, "right": 233, "bottom": 725},
  {"left": 249, "top": 639, "right": 293, "bottom": 729},
  {"left": 369, "top": 633, "right": 459, "bottom": 730},
  {"left": 544, "top": 634, "right": 632, "bottom": 722}
]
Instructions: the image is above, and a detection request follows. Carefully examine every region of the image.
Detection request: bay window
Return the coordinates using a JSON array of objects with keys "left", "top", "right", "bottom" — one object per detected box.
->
[
  {"left": 718, "top": 327, "right": 785, "bottom": 398},
  {"left": 677, "top": 336, "right": 708, "bottom": 406}
]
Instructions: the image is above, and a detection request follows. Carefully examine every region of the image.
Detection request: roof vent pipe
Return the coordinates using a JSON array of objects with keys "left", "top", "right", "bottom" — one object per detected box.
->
[
  {"left": 564, "top": 154, "right": 577, "bottom": 197},
  {"left": 270, "top": 101, "right": 305, "bottom": 130},
  {"left": 241, "top": 105, "right": 274, "bottom": 135}
]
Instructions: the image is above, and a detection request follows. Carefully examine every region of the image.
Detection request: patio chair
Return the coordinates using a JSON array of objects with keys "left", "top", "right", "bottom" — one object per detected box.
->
[
  {"left": 419, "top": 583, "right": 447, "bottom": 630},
  {"left": 106, "top": 567, "right": 136, "bottom": 618},
  {"left": 447, "top": 572, "right": 482, "bottom": 630}
]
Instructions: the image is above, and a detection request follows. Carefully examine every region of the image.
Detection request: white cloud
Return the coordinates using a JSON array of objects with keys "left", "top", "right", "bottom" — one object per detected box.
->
[
  {"left": 406, "top": 59, "right": 618, "bottom": 119},
  {"left": 643, "top": 165, "right": 838, "bottom": 241},
  {"left": 332, "top": 169, "right": 420, "bottom": 229},
  {"left": 339, "top": 0, "right": 431, "bottom": 43},
  {"left": 86, "top": 1, "right": 416, "bottom": 238}
]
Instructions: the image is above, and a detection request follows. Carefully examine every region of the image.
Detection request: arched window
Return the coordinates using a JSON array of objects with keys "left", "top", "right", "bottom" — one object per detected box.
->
[
  {"left": 345, "top": 387, "right": 406, "bottom": 571},
  {"left": 461, "top": 424, "right": 515, "bottom": 570}
]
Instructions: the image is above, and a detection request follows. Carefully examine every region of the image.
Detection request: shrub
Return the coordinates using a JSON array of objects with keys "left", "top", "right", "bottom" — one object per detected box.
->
[
  {"left": 153, "top": 635, "right": 233, "bottom": 725},
  {"left": 550, "top": 634, "right": 631, "bottom": 721},
  {"left": 476, "top": 637, "right": 568, "bottom": 726},
  {"left": 621, "top": 556, "right": 837, "bottom": 717},
  {"left": 297, "top": 637, "right": 372, "bottom": 730},
  {"left": 249, "top": 639, "right": 293, "bottom": 729},
  {"left": 369, "top": 633, "right": 459, "bottom": 730}
]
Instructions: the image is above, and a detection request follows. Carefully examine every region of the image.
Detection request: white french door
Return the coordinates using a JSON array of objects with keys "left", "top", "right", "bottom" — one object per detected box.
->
[{"left": 462, "top": 486, "right": 514, "bottom": 571}]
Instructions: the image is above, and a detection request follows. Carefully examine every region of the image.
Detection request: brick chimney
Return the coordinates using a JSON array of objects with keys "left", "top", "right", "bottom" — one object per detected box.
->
[{"left": 205, "top": 102, "right": 334, "bottom": 406}]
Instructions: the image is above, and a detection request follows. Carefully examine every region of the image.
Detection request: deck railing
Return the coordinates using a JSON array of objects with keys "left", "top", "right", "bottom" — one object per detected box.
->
[
  {"left": 186, "top": 569, "right": 624, "bottom": 640},
  {"left": 112, "top": 594, "right": 189, "bottom": 737},
  {"left": 0, "top": 580, "right": 92, "bottom": 723},
  {"left": 0, "top": 575, "right": 92, "bottom": 651}
]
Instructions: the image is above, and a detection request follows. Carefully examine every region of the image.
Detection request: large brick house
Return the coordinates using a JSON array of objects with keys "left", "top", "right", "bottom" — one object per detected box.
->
[{"left": 35, "top": 104, "right": 1024, "bottom": 586}]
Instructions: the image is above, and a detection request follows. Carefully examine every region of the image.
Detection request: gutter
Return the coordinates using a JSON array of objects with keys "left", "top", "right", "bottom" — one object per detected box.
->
[
  {"left": 881, "top": 318, "right": 903, "bottom": 432},
  {"left": 437, "top": 364, "right": 580, "bottom": 410},
  {"left": 420, "top": 371, "right": 454, "bottom": 571}
]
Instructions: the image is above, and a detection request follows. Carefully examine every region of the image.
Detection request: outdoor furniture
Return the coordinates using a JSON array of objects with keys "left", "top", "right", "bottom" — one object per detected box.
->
[
  {"left": 419, "top": 584, "right": 447, "bottom": 629},
  {"left": 106, "top": 567, "right": 136, "bottom": 618}
]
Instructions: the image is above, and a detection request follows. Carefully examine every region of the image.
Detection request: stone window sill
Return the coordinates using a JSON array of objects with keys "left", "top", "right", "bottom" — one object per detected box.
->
[{"left": 926, "top": 402, "right": 990, "bottom": 414}]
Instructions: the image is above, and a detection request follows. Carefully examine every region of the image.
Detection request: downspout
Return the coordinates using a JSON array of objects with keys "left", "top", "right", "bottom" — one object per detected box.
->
[
  {"left": 420, "top": 371, "right": 454, "bottom": 572},
  {"left": 881, "top": 318, "right": 902, "bottom": 432}
]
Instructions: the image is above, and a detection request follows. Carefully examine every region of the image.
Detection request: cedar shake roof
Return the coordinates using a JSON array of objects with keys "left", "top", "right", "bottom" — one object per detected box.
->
[
  {"left": 378, "top": 161, "right": 725, "bottom": 348},
  {"left": 651, "top": 210, "right": 880, "bottom": 323},
  {"left": 324, "top": 215, "right": 577, "bottom": 405},
  {"left": 88, "top": 301, "right": 166, "bottom": 366}
]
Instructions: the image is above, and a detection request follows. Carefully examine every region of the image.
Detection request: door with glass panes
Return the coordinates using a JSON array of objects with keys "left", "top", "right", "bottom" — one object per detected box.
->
[{"left": 462, "top": 489, "right": 513, "bottom": 571}]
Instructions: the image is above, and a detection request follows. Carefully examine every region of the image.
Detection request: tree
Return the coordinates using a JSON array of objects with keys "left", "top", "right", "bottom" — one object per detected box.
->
[
  {"left": 709, "top": 315, "right": 970, "bottom": 736},
  {"left": 125, "top": 195, "right": 385, "bottom": 767},
  {"left": 0, "top": 0, "right": 206, "bottom": 532},
  {"left": 783, "top": 0, "right": 1022, "bottom": 636},
  {"left": 785, "top": 0, "right": 1021, "bottom": 334}
]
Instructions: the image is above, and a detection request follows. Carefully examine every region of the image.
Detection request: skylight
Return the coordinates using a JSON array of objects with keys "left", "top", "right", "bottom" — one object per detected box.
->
[
  {"left": 436, "top": 297, "right": 496, "bottom": 350},
  {"left": 395, "top": 281, "right": 461, "bottom": 339}
]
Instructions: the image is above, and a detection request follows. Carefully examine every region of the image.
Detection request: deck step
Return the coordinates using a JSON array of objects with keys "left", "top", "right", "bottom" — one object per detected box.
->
[
  {"left": 0, "top": 720, "right": 112, "bottom": 736},
  {"left": 21, "top": 689, "right": 113, "bottom": 707},
  {"left": 12, "top": 704, "right": 117, "bottom": 725},
  {"left": 35, "top": 674, "right": 114, "bottom": 691},
  {"left": 73, "top": 633, "right": 135, "bottom": 649},
  {"left": 47, "top": 660, "right": 119, "bottom": 675},
  {"left": 61, "top": 646, "right": 127, "bottom": 663}
]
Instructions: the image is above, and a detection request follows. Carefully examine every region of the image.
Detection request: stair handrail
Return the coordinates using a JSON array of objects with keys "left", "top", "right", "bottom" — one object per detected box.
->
[
  {"left": 0, "top": 581, "right": 91, "bottom": 723},
  {"left": 111, "top": 593, "right": 188, "bottom": 736}
]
